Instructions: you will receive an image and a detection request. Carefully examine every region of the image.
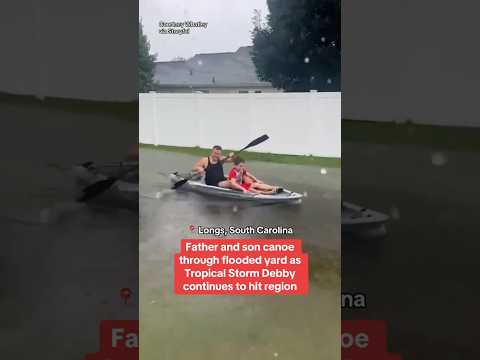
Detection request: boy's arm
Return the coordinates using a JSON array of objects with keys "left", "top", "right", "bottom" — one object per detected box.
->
[
  {"left": 230, "top": 178, "right": 248, "bottom": 192},
  {"left": 246, "top": 171, "right": 259, "bottom": 182},
  {"left": 228, "top": 170, "right": 248, "bottom": 192}
]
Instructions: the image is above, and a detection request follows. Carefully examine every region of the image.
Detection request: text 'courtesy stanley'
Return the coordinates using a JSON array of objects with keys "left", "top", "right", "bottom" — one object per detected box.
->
[{"left": 174, "top": 239, "right": 308, "bottom": 295}]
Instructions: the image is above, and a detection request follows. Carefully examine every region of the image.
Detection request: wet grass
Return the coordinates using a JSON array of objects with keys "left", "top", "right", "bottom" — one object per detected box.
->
[
  {"left": 343, "top": 119, "right": 480, "bottom": 152},
  {"left": 140, "top": 144, "right": 341, "bottom": 168},
  {"left": 0, "top": 92, "right": 137, "bottom": 122}
]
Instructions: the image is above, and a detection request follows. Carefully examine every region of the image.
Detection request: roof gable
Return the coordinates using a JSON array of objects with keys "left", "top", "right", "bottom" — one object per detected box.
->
[{"left": 154, "top": 46, "right": 271, "bottom": 87}]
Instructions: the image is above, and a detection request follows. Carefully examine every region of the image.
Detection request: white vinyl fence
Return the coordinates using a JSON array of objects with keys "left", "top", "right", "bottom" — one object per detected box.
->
[{"left": 140, "top": 92, "right": 341, "bottom": 158}]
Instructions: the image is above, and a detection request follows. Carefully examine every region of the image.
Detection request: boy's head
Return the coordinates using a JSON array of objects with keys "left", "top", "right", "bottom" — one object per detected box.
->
[{"left": 233, "top": 156, "right": 246, "bottom": 169}]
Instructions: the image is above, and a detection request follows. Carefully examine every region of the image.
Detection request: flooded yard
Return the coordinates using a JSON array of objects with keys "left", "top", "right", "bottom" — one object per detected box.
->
[
  {"left": 0, "top": 101, "right": 137, "bottom": 359},
  {"left": 139, "top": 148, "right": 341, "bottom": 359}
]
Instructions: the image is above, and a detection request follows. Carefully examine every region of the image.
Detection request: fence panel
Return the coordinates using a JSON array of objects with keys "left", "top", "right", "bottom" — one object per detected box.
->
[{"left": 139, "top": 92, "right": 341, "bottom": 158}]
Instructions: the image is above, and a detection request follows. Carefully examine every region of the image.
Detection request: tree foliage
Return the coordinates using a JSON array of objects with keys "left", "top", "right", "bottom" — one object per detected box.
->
[
  {"left": 139, "top": 21, "right": 157, "bottom": 93},
  {"left": 252, "top": 0, "right": 340, "bottom": 92}
]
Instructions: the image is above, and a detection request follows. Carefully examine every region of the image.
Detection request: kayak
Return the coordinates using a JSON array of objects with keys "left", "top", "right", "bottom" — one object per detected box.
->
[
  {"left": 342, "top": 202, "right": 389, "bottom": 238},
  {"left": 72, "top": 161, "right": 138, "bottom": 210},
  {"left": 169, "top": 173, "right": 303, "bottom": 204}
]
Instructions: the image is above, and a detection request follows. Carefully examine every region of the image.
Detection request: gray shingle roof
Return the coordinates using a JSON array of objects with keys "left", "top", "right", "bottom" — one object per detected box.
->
[{"left": 154, "top": 46, "right": 272, "bottom": 87}]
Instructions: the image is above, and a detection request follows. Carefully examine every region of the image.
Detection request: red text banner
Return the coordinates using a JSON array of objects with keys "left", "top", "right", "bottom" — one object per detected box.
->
[
  {"left": 174, "top": 239, "right": 308, "bottom": 295},
  {"left": 342, "top": 320, "right": 402, "bottom": 360},
  {"left": 85, "top": 320, "right": 403, "bottom": 359},
  {"left": 84, "top": 320, "right": 138, "bottom": 360}
]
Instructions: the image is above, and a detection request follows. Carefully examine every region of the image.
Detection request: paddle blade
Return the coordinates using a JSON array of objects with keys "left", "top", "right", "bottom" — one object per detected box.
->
[
  {"left": 77, "top": 177, "right": 117, "bottom": 202},
  {"left": 239, "top": 134, "right": 269, "bottom": 152},
  {"left": 172, "top": 178, "right": 189, "bottom": 189}
]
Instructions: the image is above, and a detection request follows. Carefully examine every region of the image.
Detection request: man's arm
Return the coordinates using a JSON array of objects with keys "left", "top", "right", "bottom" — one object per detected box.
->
[
  {"left": 192, "top": 157, "right": 207, "bottom": 174},
  {"left": 221, "top": 152, "right": 235, "bottom": 163}
]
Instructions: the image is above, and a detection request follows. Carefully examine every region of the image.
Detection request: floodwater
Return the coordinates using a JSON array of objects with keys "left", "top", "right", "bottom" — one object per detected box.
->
[
  {"left": 139, "top": 148, "right": 341, "bottom": 360},
  {"left": 1, "top": 102, "right": 137, "bottom": 359},
  {"left": 342, "top": 140, "right": 480, "bottom": 357}
]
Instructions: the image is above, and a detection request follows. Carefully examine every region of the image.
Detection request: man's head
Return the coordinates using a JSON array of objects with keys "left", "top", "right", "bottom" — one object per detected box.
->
[
  {"left": 211, "top": 145, "right": 222, "bottom": 160},
  {"left": 233, "top": 156, "right": 246, "bottom": 170}
]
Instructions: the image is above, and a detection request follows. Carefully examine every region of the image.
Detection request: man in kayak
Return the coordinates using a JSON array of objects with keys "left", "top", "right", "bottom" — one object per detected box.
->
[
  {"left": 228, "top": 156, "right": 282, "bottom": 194},
  {"left": 192, "top": 145, "right": 245, "bottom": 191}
]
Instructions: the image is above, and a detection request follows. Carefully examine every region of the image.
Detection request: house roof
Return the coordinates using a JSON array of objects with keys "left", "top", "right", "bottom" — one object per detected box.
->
[{"left": 154, "top": 46, "right": 273, "bottom": 88}]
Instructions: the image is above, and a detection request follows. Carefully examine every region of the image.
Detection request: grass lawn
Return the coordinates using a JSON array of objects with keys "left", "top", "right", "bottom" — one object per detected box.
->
[
  {"left": 0, "top": 92, "right": 137, "bottom": 121},
  {"left": 343, "top": 119, "right": 480, "bottom": 152},
  {"left": 140, "top": 143, "right": 341, "bottom": 168}
]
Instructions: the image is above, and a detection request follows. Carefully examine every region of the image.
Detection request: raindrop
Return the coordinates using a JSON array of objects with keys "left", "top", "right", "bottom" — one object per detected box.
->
[
  {"left": 331, "top": 41, "right": 336, "bottom": 47},
  {"left": 304, "top": 57, "right": 310, "bottom": 64},
  {"left": 310, "top": 75, "right": 315, "bottom": 81},
  {"left": 303, "top": 191, "right": 308, "bottom": 197},
  {"left": 327, "top": 78, "right": 332, "bottom": 84},
  {"left": 431, "top": 152, "right": 447, "bottom": 166},
  {"left": 149, "top": 300, "right": 157, "bottom": 305},
  {"left": 197, "top": 59, "right": 203, "bottom": 66},
  {"left": 273, "top": 352, "right": 279, "bottom": 358},
  {"left": 232, "top": 205, "right": 238, "bottom": 213},
  {"left": 321, "top": 37, "right": 326, "bottom": 42},
  {"left": 320, "top": 168, "right": 327, "bottom": 175}
]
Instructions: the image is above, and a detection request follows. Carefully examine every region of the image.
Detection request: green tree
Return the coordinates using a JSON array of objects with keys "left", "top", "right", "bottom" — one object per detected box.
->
[
  {"left": 139, "top": 21, "right": 157, "bottom": 93},
  {"left": 252, "top": 0, "right": 340, "bottom": 92}
]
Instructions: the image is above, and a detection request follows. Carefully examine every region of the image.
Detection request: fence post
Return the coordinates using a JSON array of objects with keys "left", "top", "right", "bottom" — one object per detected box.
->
[
  {"left": 308, "top": 90, "right": 316, "bottom": 156},
  {"left": 153, "top": 93, "right": 159, "bottom": 146},
  {"left": 33, "top": 0, "right": 47, "bottom": 100},
  {"left": 248, "top": 91, "right": 255, "bottom": 146},
  {"left": 195, "top": 92, "right": 202, "bottom": 148}
]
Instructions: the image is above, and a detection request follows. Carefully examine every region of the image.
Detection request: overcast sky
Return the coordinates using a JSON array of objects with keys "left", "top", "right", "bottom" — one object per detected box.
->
[{"left": 140, "top": 0, "right": 269, "bottom": 61}]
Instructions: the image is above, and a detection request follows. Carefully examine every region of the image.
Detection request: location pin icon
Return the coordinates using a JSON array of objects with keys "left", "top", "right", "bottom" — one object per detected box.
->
[{"left": 120, "top": 288, "right": 132, "bottom": 304}]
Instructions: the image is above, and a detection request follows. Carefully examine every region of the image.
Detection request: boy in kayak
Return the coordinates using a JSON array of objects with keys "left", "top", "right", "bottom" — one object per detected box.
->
[{"left": 228, "top": 156, "right": 282, "bottom": 194}]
